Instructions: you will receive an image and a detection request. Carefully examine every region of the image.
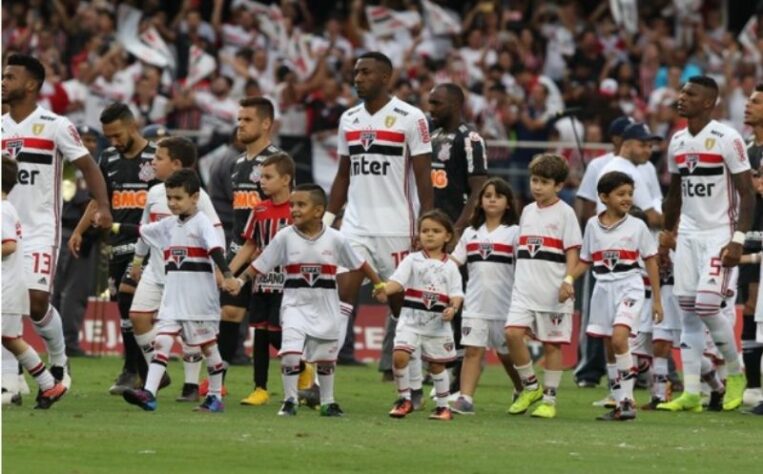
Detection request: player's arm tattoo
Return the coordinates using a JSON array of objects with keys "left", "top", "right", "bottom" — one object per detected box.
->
[
  {"left": 326, "top": 155, "right": 350, "bottom": 215},
  {"left": 209, "top": 247, "right": 233, "bottom": 278},
  {"left": 411, "top": 153, "right": 434, "bottom": 213},
  {"left": 731, "top": 170, "right": 756, "bottom": 233},
  {"left": 662, "top": 173, "right": 682, "bottom": 232}
]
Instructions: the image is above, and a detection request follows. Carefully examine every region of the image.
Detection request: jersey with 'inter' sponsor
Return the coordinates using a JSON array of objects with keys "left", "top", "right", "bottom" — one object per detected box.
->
[
  {"left": 667, "top": 120, "right": 750, "bottom": 236},
  {"left": 138, "top": 211, "right": 224, "bottom": 321},
  {"left": 138, "top": 183, "right": 223, "bottom": 286},
  {"left": 511, "top": 200, "right": 582, "bottom": 313},
  {"left": 337, "top": 96, "right": 432, "bottom": 238},
  {"left": 2, "top": 106, "right": 89, "bottom": 246},
  {"left": 451, "top": 224, "right": 518, "bottom": 320},
  {"left": 580, "top": 214, "right": 657, "bottom": 282},
  {"left": 231, "top": 144, "right": 283, "bottom": 246},
  {"left": 252, "top": 225, "right": 364, "bottom": 339},
  {"left": 430, "top": 123, "right": 488, "bottom": 223},
  {"left": 390, "top": 251, "right": 464, "bottom": 337},
  {"left": 99, "top": 142, "right": 159, "bottom": 259},
  {"left": 242, "top": 199, "right": 292, "bottom": 293}
]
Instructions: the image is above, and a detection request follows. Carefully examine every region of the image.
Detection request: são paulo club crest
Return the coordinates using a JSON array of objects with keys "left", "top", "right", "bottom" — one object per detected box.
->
[
  {"left": 139, "top": 161, "right": 156, "bottom": 182},
  {"left": 549, "top": 313, "right": 564, "bottom": 326},
  {"left": 602, "top": 250, "right": 620, "bottom": 271},
  {"left": 360, "top": 128, "right": 376, "bottom": 151},
  {"left": 169, "top": 248, "right": 187, "bottom": 266},
  {"left": 526, "top": 236, "right": 543, "bottom": 257},
  {"left": 462, "top": 326, "right": 471, "bottom": 336},
  {"left": 300, "top": 265, "right": 322, "bottom": 286},
  {"left": 443, "top": 342, "right": 454, "bottom": 351},
  {"left": 5, "top": 139, "right": 23, "bottom": 159},
  {"left": 479, "top": 243, "right": 493, "bottom": 259},
  {"left": 685, "top": 154, "right": 699, "bottom": 174},
  {"left": 422, "top": 291, "right": 439, "bottom": 310}
]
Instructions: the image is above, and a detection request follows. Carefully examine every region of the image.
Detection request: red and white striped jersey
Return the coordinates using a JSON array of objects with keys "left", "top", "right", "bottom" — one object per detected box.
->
[
  {"left": 242, "top": 199, "right": 292, "bottom": 293},
  {"left": 2, "top": 201, "right": 29, "bottom": 315},
  {"left": 451, "top": 223, "right": 519, "bottom": 320},
  {"left": 337, "top": 96, "right": 432, "bottom": 238},
  {"left": 667, "top": 120, "right": 750, "bottom": 236},
  {"left": 511, "top": 200, "right": 582, "bottom": 313},
  {"left": 252, "top": 225, "right": 364, "bottom": 339},
  {"left": 138, "top": 183, "right": 223, "bottom": 285},
  {"left": 2, "top": 106, "right": 89, "bottom": 246},
  {"left": 580, "top": 214, "right": 657, "bottom": 282},
  {"left": 138, "top": 211, "right": 225, "bottom": 321},
  {"left": 390, "top": 251, "right": 464, "bottom": 337}
]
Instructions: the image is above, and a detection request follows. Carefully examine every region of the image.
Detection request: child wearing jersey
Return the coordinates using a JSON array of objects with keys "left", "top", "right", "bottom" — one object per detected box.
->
[
  {"left": 120, "top": 169, "right": 237, "bottom": 412},
  {"left": 377, "top": 210, "right": 464, "bottom": 421},
  {"left": 450, "top": 178, "right": 522, "bottom": 414},
  {"left": 230, "top": 184, "right": 383, "bottom": 417},
  {"left": 565, "top": 172, "right": 663, "bottom": 421},
  {"left": 2, "top": 156, "right": 67, "bottom": 409}
]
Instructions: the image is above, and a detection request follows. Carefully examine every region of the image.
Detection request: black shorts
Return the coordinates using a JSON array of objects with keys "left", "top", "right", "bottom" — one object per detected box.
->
[
  {"left": 739, "top": 261, "right": 760, "bottom": 302},
  {"left": 108, "top": 257, "right": 138, "bottom": 300},
  {"left": 249, "top": 292, "right": 283, "bottom": 331}
]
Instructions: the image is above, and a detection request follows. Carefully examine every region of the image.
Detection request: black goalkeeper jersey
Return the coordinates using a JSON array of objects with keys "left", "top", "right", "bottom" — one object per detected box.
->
[
  {"left": 98, "top": 141, "right": 159, "bottom": 260},
  {"left": 430, "top": 123, "right": 488, "bottom": 223},
  {"left": 230, "top": 144, "right": 283, "bottom": 247}
]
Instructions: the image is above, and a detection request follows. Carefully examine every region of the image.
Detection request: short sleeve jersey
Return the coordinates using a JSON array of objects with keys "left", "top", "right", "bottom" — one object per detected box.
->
[
  {"left": 451, "top": 224, "right": 518, "bottom": 320},
  {"left": 580, "top": 214, "right": 657, "bottom": 282},
  {"left": 230, "top": 144, "right": 283, "bottom": 246},
  {"left": 2, "top": 201, "right": 29, "bottom": 315},
  {"left": 597, "top": 156, "right": 655, "bottom": 213},
  {"left": 431, "top": 123, "right": 487, "bottom": 222},
  {"left": 2, "top": 106, "right": 89, "bottom": 246},
  {"left": 139, "top": 212, "right": 224, "bottom": 321},
  {"left": 667, "top": 120, "right": 751, "bottom": 236},
  {"left": 98, "top": 142, "right": 159, "bottom": 256},
  {"left": 337, "top": 96, "right": 432, "bottom": 238},
  {"left": 252, "top": 225, "right": 364, "bottom": 339},
  {"left": 576, "top": 152, "right": 614, "bottom": 202},
  {"left": 390, "top": 251, "right": 464, "bottom": 336},
  {"left": 242, "top": 199, "right": 292, "bottom": 293},
  {"left": 139, "top": 183, "right": 223, "bottom": 285},
  {"left": 511, "top": 200, "right": 582, "bottom": 313}
]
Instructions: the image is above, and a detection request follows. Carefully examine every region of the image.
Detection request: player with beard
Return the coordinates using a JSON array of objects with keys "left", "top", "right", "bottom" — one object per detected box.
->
[{"left": 1, "top": 54, "right": 111, "bottom": 389}]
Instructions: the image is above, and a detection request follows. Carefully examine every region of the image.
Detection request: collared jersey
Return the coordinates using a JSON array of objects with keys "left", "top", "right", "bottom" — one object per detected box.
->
[
  {"left": 242, "top": 199, "right": 292, "bottom": 293},
  {"left": 337, "top": 96, "right": 432, "bottom": 238},
  {"left": 580, "top": 214, "right": 657, "bottom": 282},
  {"left": 230, "top": 144, "right": 283, "bottom": 245}
]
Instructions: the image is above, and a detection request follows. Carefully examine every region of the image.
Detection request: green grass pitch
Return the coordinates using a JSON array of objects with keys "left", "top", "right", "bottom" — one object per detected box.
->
[{"left": 3, "top": 357, "right": 761, "bottom": 473}]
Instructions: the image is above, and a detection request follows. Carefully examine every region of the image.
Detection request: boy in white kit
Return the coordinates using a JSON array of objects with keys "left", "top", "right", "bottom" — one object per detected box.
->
[
  {"left": 119, "top": 169, "right": 237, "bottom": 412},
  {"left": 504, "top": 154, "right": 583, "bottom": 419},
  {"left": 2, "top": 156, "right": 67, "bottom": 409},
  {"left": 229, "top": 184, "right": 384, "bottom": 417},
  {"left": 565, "top": 172, "right": 663, "bottom": 421}
]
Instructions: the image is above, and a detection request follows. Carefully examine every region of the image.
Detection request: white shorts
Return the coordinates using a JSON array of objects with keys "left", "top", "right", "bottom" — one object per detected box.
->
[
  {"left": 1, "top": 314, "right": 23, "bottom": 339},
  {"left": 638, "top": 285, "right": 682, "bottom": 334},
  {"left": 131, "top": 277, "right": 163, "bottom": 314},
  {"left": 345, "top": 234, "right": 412, "bottom": 280},
  {"left": 674, "top": 233, "right": 738, "bottom": 299},
  {"left": 23, "top": 243, "right": 57, "bottom": 293},
  {"left": 154, "top": 319, "right": 218, "bottom": 347},
  {"left": 393, "top": 328, "right": 457, "bottom": 363},
  {"left": 279, "top": 325, "right": 339, "bottom": 362},
  {"left": 505, "top": 307, "right": 573, "bottom": 344},
  {"left": 631, "top": 329, "right": 681, "bottom": 357},
  {"left": 586, "top": 277, "right": 644, "bottom": 338},
  {"left": 461, "top": 317, "right": 509, "bottom": 354},
  {"left": 757, "top": 322, "right": 763, "bottom": 344}
]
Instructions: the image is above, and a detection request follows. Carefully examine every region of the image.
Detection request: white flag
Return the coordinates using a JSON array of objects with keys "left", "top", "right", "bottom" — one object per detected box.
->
[
  {"left": 609, "top": 0, "right": 638, "bottom": 35},
  {"left": 117, "top": 4, "right": 176, "bottom": 70},
  {"left": 422, "top": 0, "right": 461, "bottom": 36},
  {"left": 186, "top": 45, "right": 217, "bottom": 88},
  {"left": 365, "top": 6, "right": 421, "bottom": 38}
]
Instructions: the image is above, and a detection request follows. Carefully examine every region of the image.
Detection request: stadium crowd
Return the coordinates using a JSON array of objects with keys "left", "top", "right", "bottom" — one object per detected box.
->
[{"left": 2, "top": 0, "right": 763, "bottom": 417}]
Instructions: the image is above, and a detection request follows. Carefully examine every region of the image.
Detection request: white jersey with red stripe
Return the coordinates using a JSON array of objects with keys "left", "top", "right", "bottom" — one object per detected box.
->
[
  {"left": 667, "top": 120, "right": 751, "bottom": 236},
  {"left": 139, "top": 183, "right": 223, "bottom": 285},
  {"left": 451, "top": 223, "right": 518, "bottom": 320},
  {"left": 580, "top": 214, "right": 657, "bottom": 282},
  {"left": 2, "top": 201, "right": 29, "bottom": 315},
  {"left": 138, "top": 211, "right": 224, "bottom": 321},
  {"left": 337, "top": 96, "right": 432, "bottom": 238},
  {"left": 390, "top": 251, "right": 464, "bottom": 337},
  {"left": 2, "top": 106, "right": 89, "bottom": 247},
  {"left": 511, "top": 200, "right": 582, "bottom": 313},
  {"left": 252, "top": 225, "right": 365, "bottom": 340}
]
